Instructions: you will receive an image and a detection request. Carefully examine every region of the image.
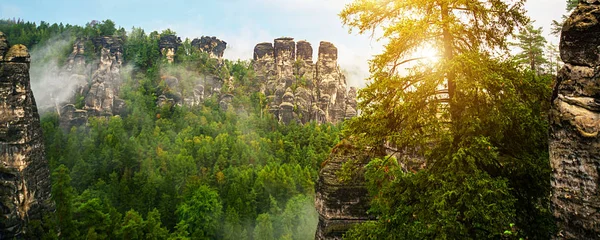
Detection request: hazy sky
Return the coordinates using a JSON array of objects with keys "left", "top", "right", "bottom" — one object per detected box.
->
[{"left": 1, "top": 0, "right": 569, "bottom": 87}]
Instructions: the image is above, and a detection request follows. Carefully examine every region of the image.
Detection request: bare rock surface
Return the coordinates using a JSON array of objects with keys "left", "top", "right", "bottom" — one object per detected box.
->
[
  {"left": 84, "top": 36, "right": 125, "bottom": 117},
  {"left": 253, "top": 38, "right": 357, "bottom": 124},
  {"left": 159, "top": 34, "right": 181, "bottom": 63},
  {"left": 314, "top": 142, "right": 374, "bottom": 240},
  {"left": 191, "top": 36, "right": 227, "bottom": 59},
  {"left": 0, "top": 34, "right": 53, "bottom": 238},
  {"left": 551, "top": 1, "right": 600, "bottom": 239}
]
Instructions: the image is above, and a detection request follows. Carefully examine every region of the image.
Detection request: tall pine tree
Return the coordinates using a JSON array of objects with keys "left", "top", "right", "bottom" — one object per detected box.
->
[
  {"left": 512, "top": 24, "right": 548, "bottom": 74},
  {"left": 340, "top": 0, "right": 554, "bottom": 238}
]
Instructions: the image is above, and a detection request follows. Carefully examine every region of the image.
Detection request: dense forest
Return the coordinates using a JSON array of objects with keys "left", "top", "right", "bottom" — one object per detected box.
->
[
  {"left": 1, "top": 18, "right": 341, "bottom": 240},
  {"left": 0, "top": 0, "right": 578, "bottom": 239}
]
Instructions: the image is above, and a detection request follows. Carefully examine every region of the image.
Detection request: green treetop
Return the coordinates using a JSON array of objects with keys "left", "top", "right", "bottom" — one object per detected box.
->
[
  {"left": 512, "top": 23, "right": 548, "bottom": 74},
  {"left": 340, "top": 0, "right": 529, "bottom": 155},
  {"left": 340, "top": 0, "right": 554, "bottom": 238}
]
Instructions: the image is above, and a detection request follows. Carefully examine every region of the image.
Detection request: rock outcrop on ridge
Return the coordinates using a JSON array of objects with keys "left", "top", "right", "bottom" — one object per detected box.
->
[
  {"left": 159, "top": 34, "right": 181, "bottom": 63},
  {"left": 550, "top": 1, "right": 600, "bottom": 239},
  {"left": 253, "top": 38, "right": 357, "bottom": 124},
  {"left": 59, "top": 36, "right": 126, "bottom": 131},
  {"left": 191, "top": 36, "right": 227, "bottom": 59},
  {"left": 57, "top": 35, "right": 358, "bottom": 130}
]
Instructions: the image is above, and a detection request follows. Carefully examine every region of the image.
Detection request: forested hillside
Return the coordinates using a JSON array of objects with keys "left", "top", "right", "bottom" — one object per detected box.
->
[
  {"left": 1, "top": 19, "right": 342, "bottom": 239},
  {"left": 0, "top": 0, "right": 581, "bottom": 239}
]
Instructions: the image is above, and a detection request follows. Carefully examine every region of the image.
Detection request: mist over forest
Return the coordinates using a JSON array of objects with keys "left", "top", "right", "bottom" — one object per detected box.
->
[{"left": 1, "top": 0, "right": 598, "bottom": 239}]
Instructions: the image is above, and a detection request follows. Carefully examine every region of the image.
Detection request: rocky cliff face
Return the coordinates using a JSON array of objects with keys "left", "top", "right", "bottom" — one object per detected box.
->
[
  {"left": 57, "top": 36, "right": 356, "bottom": 127},
  {"left": 191, "top": 36, "right": 227, "bottom": 59},
  {"left": 550, "top": 1, "right": 600, "bottom": 239},
  {"left": 159, "top": 35, "right": 181, "bottom": 63},
  {"left": 253, "top": 38, "right": 357, "bottom": 124},
  {"left": 85, "top": 36, "right": 126, "bottom": 116},
  {"left": 314, "top": 142, "right": 374, "bottom": 240},
  {"left": 0, "top": 32, "right": 53, "bottom": 238},
  {"left": 156, "top": 36, "right": 231, "bottom": 109},
  {"left": 58, "top": 36, "right": 126, "bottom": 131},
  {"left": 156, "top": 72, "right": 227, "bottom": 109}
]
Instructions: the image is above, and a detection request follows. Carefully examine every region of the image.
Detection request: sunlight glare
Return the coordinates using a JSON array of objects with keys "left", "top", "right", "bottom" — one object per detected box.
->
[{"left": 414, "top": 44, "right": 440, "bottom": 64}]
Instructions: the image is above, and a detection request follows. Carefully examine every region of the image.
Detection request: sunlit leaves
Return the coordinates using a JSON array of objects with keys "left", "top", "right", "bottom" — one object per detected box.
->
[{"left": 341, "top": 0, "right": 552, "bottom": 238}]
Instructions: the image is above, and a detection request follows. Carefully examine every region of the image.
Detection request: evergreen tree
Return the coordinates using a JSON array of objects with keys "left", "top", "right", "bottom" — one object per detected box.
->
[
  {"left": 512, "top": 24, "right": 548, "bottom": 74},
  {"left": 341, "top": 0, "right": 528, "bottom": 148},
  {"left": 253, "top": 214, "right": 275, "bottom": 240},
  {"left": 15, "top": 17, "right": 343, "bottom": 239},
  {"left": 51, "top": 165, "right": 78, "bottom": 238},
  {"left": 340, "top": 0, "right": 553, "bottom": 238},
  {"left": 119, "top": 210, "right": 145, "bottom": 240},
  {"left": 545, "top": 42, "right": 561, "bottom": 76},
  {"left": 176, "top": 185, "right": 223, "bottom": 239},
  {"left": 567, "top": 0, "right": 579, "bottom": 11},
  {"left": 97, "top": 19, "right": 116, "bottom": 36}
]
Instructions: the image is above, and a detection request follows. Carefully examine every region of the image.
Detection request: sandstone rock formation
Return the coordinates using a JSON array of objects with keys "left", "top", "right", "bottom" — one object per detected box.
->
[
  {"left": 253, "top": 38, "right": 357, "bottom": 124},
  {"left": 156, "top": 74, "right": 225, "bottom": 108},
  {"left": 550, "top": 1, "right": 600, "bottom": 239},
  {"left": 314, "top": 142, "right": 374, "bottom": 240},
  {"left": 0, "top": 31, "right": 9, "bottom": 61},
  {"left": 56, "top": 36, "right": 355, "bottom": 127},
  {"left": 159, "top": 34, "right": 181, "bottom": 63},
  {"left": 57, "top": 36, "right": 127, "bottom": 130},
  {"left": 155, "top": 35, "right": 230, "bottom": 108},
  {"left": 0, "top": 33, "right": 53, "bottom": 238},
  {"left": 65, "top": 38, "right": 86, "bottom": 72},
  {"left": 192, "top": 36, "right": 227, "bottom": 59},
  {"left": 60, "top": 104, "right": 88, "bottom": 132},
  {"left": 84, "top": 36, "right": 125, "bottom": 116}
]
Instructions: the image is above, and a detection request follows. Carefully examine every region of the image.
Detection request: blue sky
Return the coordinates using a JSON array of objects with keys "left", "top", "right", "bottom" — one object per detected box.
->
[{"left": 1, "top": 0, "right": 568, "bottom": 87}]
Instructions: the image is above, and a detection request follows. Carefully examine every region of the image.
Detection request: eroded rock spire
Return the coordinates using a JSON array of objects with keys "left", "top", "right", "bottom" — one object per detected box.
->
[
  {"left": 0, "top": 32, "right": 53, "bottom": 238},
  {"left": 252, "top": 38, "right": 357, "bottom": 124}
]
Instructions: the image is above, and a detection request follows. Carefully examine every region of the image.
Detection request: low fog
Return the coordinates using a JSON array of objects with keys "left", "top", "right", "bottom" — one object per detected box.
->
[{"left": 29, "top": 34, "right": 86, "bottom": 113}]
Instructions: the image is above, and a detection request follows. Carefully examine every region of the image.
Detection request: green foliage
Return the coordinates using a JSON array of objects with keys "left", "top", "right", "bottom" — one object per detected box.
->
[
  {"left": 31, "top": 19, "right": 342, "bottom": 238},
  {"left": 161, "top": 28, "right": 177, "bottom": 36},
  {"left": 74, "top": 93, "right": 86, "bottom": 109},
  {"left": 551, "top": 0, "right": 580, "bottom": 35},
  {"left": 566, "top": 0, "right": 579, "bottom": 12},
  {"left": 51, "top": 165, "right": 77, "bottom": 238},
  {"left": 223, "top": 208, "right": 247, "bottom": 240},
  {"left": 0, "top": 19, "right": 77, "bottom": 47},
  {"left": 512, "top": 24, "right": 548, "bottom": 74},
  {"left": 23, "top": 12, "right": 556, "bottom": 239},
  {"left": 346, "top": 156, "right": 517, "bottom": 239},
  {"left": 176, "top": 185, "right": 223, "bottom": 239},
  {"left": 97, "top": 19, "right": 116, "bottom": 36},
  {"left": 145, "top": 209, "right": 170, "bottom": 240},
  {"left": 253, "top": 214, "right": 275, "bottom": 240},
  {"left": 341, "top": 0, "right": 553, "bottom": 239},
  {"left": 0, "top": 18, "right": 122, "bottom": 50},
  {"left": 123, "top": 27, "right": 161, "bottom": 69}
]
